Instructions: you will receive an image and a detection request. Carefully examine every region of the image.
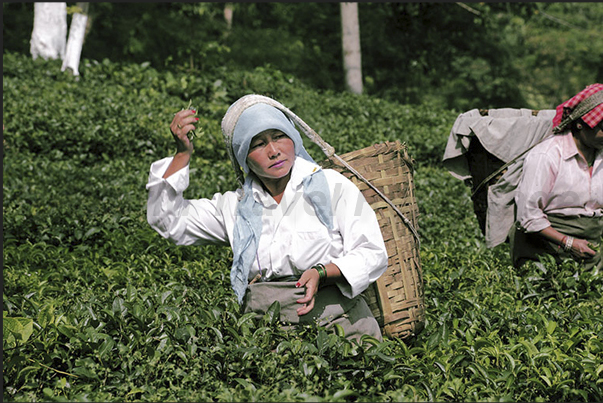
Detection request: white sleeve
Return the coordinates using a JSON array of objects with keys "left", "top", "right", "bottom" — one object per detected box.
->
[
  {"left": 146, "top": 157, "right": 234, "bottom": 246},
  {"left": 515, "top": 151, "right": 555, "bottom": 233},
  {"left": 328, "top": 171, "right": 388, "bottom": 298}
]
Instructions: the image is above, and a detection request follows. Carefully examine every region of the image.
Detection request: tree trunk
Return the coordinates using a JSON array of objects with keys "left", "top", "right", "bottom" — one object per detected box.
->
[
  {"left": 61, "top": 3, "right": 89, "bottom": 76},
  {"left": 224, "top": 3, "right": 234, "bottom": 31},
  {"left": 340, "top": 2, "right": 363, "bottom": 95},
  {"left": 30, "top": 2, "right": 68, "bottom": 61}
]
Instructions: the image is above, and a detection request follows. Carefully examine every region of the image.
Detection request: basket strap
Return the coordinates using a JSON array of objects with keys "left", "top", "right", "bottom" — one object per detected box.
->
[
  {"left": 288, "top": 113, "right": 420, "bottom": 245},
  {"left": 470, "top": 135, "right": 552, "bottom": 199},
  {"left": 287, "top": 115, "right": 421, "bottom": 247},
  {"left": 289, "top": 114, "right": 420, "bottom": 244},
  {"left": 328, "top": 152, "right": 421, "bottom": 246}
]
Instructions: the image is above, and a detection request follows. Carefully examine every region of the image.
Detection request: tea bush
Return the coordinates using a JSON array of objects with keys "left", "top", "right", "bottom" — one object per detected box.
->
[{"left": 3, "top": 51, "right": 602, "bottom": 402}]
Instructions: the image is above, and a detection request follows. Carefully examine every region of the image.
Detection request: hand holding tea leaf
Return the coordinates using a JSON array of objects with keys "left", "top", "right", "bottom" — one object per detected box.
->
[
  {"left": 183, "top": 100, "right": 198, "bottom": 140},
  {"left": 170, "top": 100, "right": 198, "bottom": 155},
  {"left": 569, "top": 237, "right": 599, "bottom": 259}
]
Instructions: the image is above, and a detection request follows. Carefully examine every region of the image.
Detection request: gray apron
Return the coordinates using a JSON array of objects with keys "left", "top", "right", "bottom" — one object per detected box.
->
[
  {"left": 510, "top": 214, "right": 602, "bottom": 271},
  {"left": 242, "top": 281, "right": 383, "bottom": 342}
]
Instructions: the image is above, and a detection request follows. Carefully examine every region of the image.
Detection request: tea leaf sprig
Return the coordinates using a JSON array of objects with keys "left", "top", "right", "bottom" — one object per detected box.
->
[{"left": 174, "top": 99, "right": 197, "bottom": 140}]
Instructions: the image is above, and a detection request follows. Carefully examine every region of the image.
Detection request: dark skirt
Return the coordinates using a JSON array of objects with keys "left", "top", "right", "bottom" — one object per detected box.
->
[
  {"left": 242, "top": 281, "right": 383, "bottom": 342},
  {"left": 509, "top": 214, "right": 602, "bottom": 271}
]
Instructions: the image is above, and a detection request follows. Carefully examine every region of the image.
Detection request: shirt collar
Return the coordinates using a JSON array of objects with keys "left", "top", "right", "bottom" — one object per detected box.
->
[
  {"left": 560, "top": 131, "right": 580, "bottom": 161},
  {"left": 561, "top": 130, "right": 603, "bottom": 167},
  {"left": 289, "top": 156, "right": 322, "bottom": 189}
]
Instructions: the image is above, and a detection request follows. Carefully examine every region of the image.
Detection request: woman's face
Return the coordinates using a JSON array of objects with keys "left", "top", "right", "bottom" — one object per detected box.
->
[
  {"left": 246, "top": 129, "right": 296, "bottom": 181},
  {"left": 577, "top": 120, "right": 603, "bottom": 150}
]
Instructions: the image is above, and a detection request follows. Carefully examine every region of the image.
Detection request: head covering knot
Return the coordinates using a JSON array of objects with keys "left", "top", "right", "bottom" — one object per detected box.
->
[
  {"left": 552, "top": 83, "right": 603, "bottom": 133},
  {"left": 221, "top": 95, "right": 333, "bottom": 303}
]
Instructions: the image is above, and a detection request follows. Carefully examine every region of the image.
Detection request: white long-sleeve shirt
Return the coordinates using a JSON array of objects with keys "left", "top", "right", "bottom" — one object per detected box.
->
[
  {"left": 515, "top": 131, "right": 603, "bottom": 233},
  {"left": 146, "top": 156, "right": 388, "bottom": 299}
]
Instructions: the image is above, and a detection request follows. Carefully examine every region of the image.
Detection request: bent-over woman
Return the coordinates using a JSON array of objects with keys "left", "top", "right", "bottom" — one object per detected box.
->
[{"left": 511, "top": 84, "right": 603, "bottom": 272}]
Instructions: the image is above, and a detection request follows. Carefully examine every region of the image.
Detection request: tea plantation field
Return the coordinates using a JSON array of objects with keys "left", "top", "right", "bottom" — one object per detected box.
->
[{"left": 3, "top": 52, "right": 602, "bottom": 402}]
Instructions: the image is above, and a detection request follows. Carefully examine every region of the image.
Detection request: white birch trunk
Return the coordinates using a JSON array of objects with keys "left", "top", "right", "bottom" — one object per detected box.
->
[
  {"left": 61, "top": 3, "right": 89, "bottom": 76},
  {"left": 224, "top": 3, "right": 234, "bottom": 30},
  {"left": 340, "top": 2, "right": 363, "bottom": 95},
  {"left": 30, "top": 2, "right": 68, "bottom": 61}
]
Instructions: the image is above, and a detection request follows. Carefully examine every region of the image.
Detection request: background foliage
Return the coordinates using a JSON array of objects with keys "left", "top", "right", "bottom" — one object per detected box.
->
[
  {"left": 3, "top": 2, "right": 603, "bottom": 401},
  {"left": 3, "top": 2, "right": 603, "bottom": 111},
  {"left": 3, "top": 47, "right": 603, "bottom": 402}
]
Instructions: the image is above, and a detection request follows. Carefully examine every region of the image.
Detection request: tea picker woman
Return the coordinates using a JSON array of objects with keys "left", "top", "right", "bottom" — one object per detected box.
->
[
  {"left": 146, "top": 95, "right": 388, "bottom": 341},
  {"left": 510, "top": 84, "right": 603, "bottom": 272}
]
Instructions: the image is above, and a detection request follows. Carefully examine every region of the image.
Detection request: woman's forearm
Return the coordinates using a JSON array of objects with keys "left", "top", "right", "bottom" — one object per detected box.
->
[
  {"left": 537, "top": 226, "right": 566, "bottom": 247},
  {"left": 162, "top": 152, "right": 191, "bottom": 179},
  {"left": 536, "top": 225, "right": 596, "bottom": 258}
]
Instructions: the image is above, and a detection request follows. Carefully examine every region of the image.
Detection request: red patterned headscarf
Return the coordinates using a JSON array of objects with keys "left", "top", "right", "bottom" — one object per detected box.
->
[{"left": 552, "top": 83, "right": 603, "bottom": 133}]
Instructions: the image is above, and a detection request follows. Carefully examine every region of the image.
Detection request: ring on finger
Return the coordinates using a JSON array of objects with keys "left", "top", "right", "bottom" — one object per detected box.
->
[{"left": 177, "top": 124, "right": 182, "bottom": 129}]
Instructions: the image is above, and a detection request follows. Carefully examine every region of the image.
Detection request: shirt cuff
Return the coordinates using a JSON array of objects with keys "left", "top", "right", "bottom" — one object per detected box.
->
[
  {"left": 146, "top": 157, "right": 189, "bottom": 193},
  {"left": 331, "top": 255, "right": 369, "bottom": 299},
  {"left": 521, "top": 216, "right": 551, "bottom": 233}
]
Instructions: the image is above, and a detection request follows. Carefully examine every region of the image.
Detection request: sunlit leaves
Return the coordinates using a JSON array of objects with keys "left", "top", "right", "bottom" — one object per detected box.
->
[{"left": 3, "top": 314, "right": 34, "bottom": 349}]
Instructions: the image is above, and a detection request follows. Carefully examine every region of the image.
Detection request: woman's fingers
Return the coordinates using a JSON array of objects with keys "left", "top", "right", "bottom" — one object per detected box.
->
[
  {"left": 296, "top": 296, "right": 315, "bottom": 316},
  {"left": 296, "top": 282, "right": 316, "bottom": 304},
  {"left": 572, "top": 238, "right": 597, "bottom": 258},
  {"left": 171, "top": 109, "right": 198, "bottom": 136},
  {"left": 296, "top": 270, "right": 320, "bottom": 316},
  {"left": 170, "top": 109, "right": 198, "bottom": 153},
  {"left": 180, "top": 115, "right": 200, "bottom": 132}
]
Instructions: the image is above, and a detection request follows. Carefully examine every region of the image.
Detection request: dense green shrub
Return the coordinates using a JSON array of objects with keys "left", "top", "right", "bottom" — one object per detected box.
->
[{"left": 4, "top": 52, "right": 602, "bottom": 402}]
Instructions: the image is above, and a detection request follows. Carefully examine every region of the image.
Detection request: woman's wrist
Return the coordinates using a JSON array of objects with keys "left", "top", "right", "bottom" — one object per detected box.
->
[
  {"left": 559, "top": 235, "right": 574, "bottom": 252},
  {"left": 311, "top": 263, "right": 327, "bottom": 287},
  {"left": 163, "top": 152, "right": 191, "bottom": 179},
  {"left": 563, "top": 236, "right": 574, "bottom": 252},
  {"left": 560, "top": 235, "right": 567, "bottom": 249},
  {"left": 174, "top": 149, "right": 192, "bottom": 160}
]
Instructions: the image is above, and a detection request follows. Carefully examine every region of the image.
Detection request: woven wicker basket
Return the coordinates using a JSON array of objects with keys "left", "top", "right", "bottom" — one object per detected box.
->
[{"left": 321, "top": 141, "right": 425, "bottom": 339}]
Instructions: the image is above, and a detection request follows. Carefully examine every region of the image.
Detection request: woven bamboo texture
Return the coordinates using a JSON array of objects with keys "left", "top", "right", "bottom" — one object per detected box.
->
[{"left": 321, "top": 140, "right": 425, "bottom": 339}]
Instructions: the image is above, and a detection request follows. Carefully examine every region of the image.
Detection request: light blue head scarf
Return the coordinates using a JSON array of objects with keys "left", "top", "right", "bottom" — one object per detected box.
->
[
  {"left": 232, "top": 103, "right": 315, "bottom": 174},
  {"left": 225, "top": 101, "right": 333, "bottom": 303}
]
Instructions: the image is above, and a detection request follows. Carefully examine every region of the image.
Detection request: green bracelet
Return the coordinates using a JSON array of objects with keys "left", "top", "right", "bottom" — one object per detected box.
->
[{"left": 312, "top": 263, "right": 327, "bottom": 286}]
